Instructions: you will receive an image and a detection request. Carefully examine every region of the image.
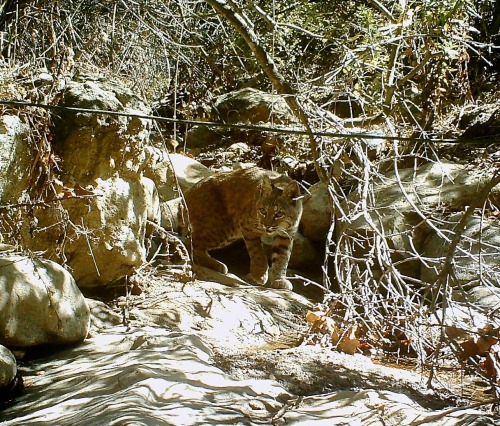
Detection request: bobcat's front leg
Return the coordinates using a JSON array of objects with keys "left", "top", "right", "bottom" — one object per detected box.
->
[
  {"left": 193, "top": 248, "right": 228, "bottom": 274},
  {"left": 243, "top": 234, "right": 268, "bottom": 286},
  {"left": 270, "top": 235, "right": 293, "bottom": 290}
]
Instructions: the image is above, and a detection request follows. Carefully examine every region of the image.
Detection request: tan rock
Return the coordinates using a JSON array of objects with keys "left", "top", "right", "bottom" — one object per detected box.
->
[
  {"left": 0, "top": 345, "right": 16, "bottom": 388},
  {"left": 0, "top": 255, "right": 90, "bottom": 347}
]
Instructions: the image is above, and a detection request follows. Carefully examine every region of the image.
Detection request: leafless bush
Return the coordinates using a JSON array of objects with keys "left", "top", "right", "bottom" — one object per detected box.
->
[{"left": 318, "top": 136, "right": 500, "bottom": 398}]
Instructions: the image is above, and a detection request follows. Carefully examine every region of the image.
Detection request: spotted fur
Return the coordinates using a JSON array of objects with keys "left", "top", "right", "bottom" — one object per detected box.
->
[{"left": 181, "top": 167, "right": 302, "bottom": 289}]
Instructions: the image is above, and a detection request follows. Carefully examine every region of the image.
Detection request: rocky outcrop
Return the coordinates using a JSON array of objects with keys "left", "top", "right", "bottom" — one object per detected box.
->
[
  {"left": 459, "top": 103, "right": 500, "bottom": 140},
  {"left": 0, "top": 254, "right": 90, "bottom": 347},
  {"left": 214, "top": 87, "right": 293, "bottom": 125},
  {"left": 20, "top": 78, "right": 158, "bottom": 288},
  {"left": 421, "top": 214, "right": 500, "bottom": 290},
  {"left": 336, "top": 160, "right": 500, "bottom": 310},
  {"left": 0, "top": 115, "right": 30, "bottom": 204}
]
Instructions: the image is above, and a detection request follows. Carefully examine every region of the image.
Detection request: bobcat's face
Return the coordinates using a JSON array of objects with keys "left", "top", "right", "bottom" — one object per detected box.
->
[{"left": 255, "top": 178, "right": 302, "bottom": 237}]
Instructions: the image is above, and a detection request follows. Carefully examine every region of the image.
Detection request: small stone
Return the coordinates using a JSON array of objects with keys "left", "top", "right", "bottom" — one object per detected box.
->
[{"left": 0, "top": 345, "right": 16, "bottom": 388}]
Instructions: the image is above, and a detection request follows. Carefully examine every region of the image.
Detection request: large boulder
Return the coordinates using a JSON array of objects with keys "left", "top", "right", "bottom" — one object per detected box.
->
[
  {"left": 0, "top": 255, "right": 90, "bottom": 347},
  {"left": 145, "top": 149, "right": 213, "bottom": 200},
  {"left": 459, "top": 103, "right": 500, "bottom": 140},
  {"left": 168, "top": 153, "right": 212, "bottom": 193},
  {"left": 0, "top": 115, "right": 31, "bottom": 204},
  {"left": 213, "top": 88, "right": 293, "bottom": 125},
  {"left": 21, "top": 78, "right": 160, "bottom": 288},
  {"left": 421, "top": 214, "right": 500, "bottom": 310},
  {"left": 54, "top": 79, "right": 151, "bottom": 182},
  {"left": 24, "top": 174, "right": 157, "bottom": 288},
  {"left": 184, "top": 88, "right": 296, "bottom": 148},
  {"left": 300, "top": 182, "right": 332, "bottom": 242},
  {"left": 337, "top": 161, "right": 500, "bottom": 284}
]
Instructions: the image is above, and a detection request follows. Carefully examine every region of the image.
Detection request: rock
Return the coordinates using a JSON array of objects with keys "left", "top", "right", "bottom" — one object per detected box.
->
[
  {"left": 24, "top": 175, "right": 155, "bottom": 288},
  {"left": 144, "top": 149, "right": 213, "bottom": 202},
  {"left": 0, "top": 115, "right": 30, "bottom": 204},
  {"left": 464, "top": 287, "right": 500, "bottom": 312},
  {"left": 168, "top": 153, "right": 212, "bottom": 192},
  {"left": 227, "top": 142, "right": 250, "bottom": 154},
  {"left": 144, "top": 145, "right": 178, "bottom": 201},
  {"left": 125, "top": 278, "right": 311, "bottom": 348},
  {"left": 459, "top": 103, "right": 500, "bottom": 140},
  {"left": 214, "top": 87, "right": 293, "bottom": 124},
  {"left": 54, "top": 80, "right": 151, "bottom": 182},
  {"left": 143, "top": 176, "right": 161, "bottom": 237},
  {"left": 337, "top": 161, "right": 500, "bottom": 283},
  {"left": 0, "top": 255, "right": 90, "bottom": 347},
  {"left": 185, "top": 125, "right": 223, "bottom": 148},
  {"left": 219, "top": 142, "right": 252, "bottom": 163},
  {"left": 421, "top": 214, "right": 500, "bottom": 301},
  {"left": 20, "top": 78, "right": 159, "bottom": 288},
  {"left": 300, "top": 182, "right": 332, "bottom": 242},
  {"left": 160, "top": 197, "right": 183, "bottom": 232},
  {"left": 0, "top": 345, "right": 16, "bottom": 389}
]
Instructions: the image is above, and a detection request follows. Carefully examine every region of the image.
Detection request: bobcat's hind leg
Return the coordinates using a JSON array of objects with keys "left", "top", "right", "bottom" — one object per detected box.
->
[{"left": 193, "top": 249, "right": 228, "bottom": 274}]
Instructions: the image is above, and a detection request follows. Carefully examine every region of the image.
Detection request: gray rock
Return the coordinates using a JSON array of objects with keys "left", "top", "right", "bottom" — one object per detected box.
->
[
  {"left": 300, "top": 182, "right": 332, "bottom": 242},
  {"left": 0, "top": 344, "right": 16, "bottom": 388},
  {"left": 460, "top": 103, "right": 500, "bottom": 139},
  {"left": 0, "top": 255, "right": 90, "bottom": 347},
  {"left": 337, "top": 161, "right": 500, "bottom": 284},
  {"left": 0, "top": 115, "right": 30, "bottom": 204},
  {"left": 213, "top": 87, "right": 293, "bottom": 124},
  {"left": 20, "top": 79, "right": 159, "bottom": 288},
  {"left": 168, "top": 153, "right": 212, "bottom": 192},
  {"left": 421, "top": 214, "right": 500, "bottom": 301}
]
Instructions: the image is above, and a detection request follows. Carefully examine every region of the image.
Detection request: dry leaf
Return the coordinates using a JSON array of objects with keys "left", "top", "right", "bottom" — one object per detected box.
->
[
  {"left": 306, "top": 310, "right": 324, "bottom": 324},
  {"left": 336, "top": 326, "right": 360, "bottom": 355}
]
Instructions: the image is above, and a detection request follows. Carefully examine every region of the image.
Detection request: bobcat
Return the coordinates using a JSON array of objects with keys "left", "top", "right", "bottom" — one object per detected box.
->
[{"left": 181, "top": 167, "right": 302, "bottom": 290}]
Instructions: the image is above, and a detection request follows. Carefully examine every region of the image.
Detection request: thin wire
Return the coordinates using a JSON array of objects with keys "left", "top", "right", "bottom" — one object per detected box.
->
[{"left": 0, "top": 99, "right": 497, "bottom": 144}]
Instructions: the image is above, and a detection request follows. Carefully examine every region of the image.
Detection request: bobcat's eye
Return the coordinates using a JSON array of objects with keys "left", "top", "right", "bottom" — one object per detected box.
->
[
  {"left": 275, "top": 212, "right": 284, "bottom": 219},
  {"left": 258, "top": 208, "right": 267, "bottom": 216}
]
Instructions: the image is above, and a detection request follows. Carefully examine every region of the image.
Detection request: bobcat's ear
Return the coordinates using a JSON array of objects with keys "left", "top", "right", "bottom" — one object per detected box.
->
[
  {"left": 258, "top": 174, "right": 273, "bottom": 198},
  {"left": 261, "top": 174, "right": 273, "bottom": 191},
  {"left": 284, "top": 180, "right": 301, "bottom": 201}
]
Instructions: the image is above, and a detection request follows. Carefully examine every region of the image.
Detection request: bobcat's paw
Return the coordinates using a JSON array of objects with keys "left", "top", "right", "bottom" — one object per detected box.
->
[
  {"left": 246, "top": 272, "right": 268, "bottom": 287},
  {"left": 214, "top": 262, "right": 229, "bottom": 274},
  {"left": 271, "top": 278, "right": 293, "bottom": 290}
]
